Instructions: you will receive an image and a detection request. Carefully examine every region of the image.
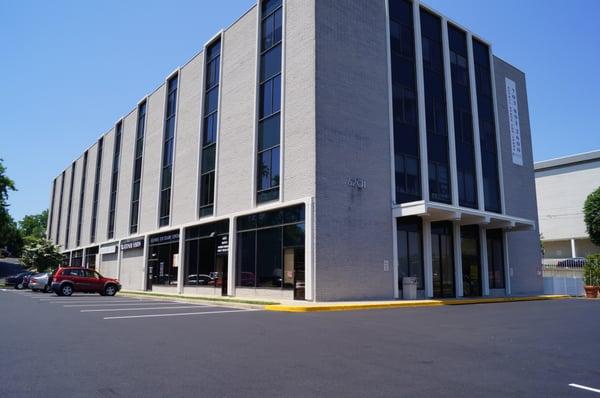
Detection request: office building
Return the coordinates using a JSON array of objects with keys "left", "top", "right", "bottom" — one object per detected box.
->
[{"left": 47, "top": 0, "right": 542, "bottom": 301}]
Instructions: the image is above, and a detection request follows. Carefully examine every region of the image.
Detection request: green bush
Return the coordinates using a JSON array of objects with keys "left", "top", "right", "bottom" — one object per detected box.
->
[{"left": 584, "top": 254, "right": 600, "bottom": 286}]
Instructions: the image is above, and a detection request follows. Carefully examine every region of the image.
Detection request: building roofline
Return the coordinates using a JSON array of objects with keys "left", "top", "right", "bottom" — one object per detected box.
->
[{"left": 534, "top": 149, "right": 600, "bottom": 171}]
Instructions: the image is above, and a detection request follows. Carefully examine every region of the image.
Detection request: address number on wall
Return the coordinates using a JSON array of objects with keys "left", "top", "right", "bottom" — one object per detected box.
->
[{"left": 346, "top": 177, "right": 367, "bottom": 190}]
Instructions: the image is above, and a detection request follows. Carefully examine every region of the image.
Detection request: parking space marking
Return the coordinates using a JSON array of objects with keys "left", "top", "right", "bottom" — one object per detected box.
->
[
  {"left": 37, "top": 297, "right": 142, "bottom": 301},
  {"left": 104, "top": 309, "right": 261, "bottom": 320},
  {"left": 81, "top": 305, "right": 207, "bottom": 312},
  {"left": 46, "top": 300, "right": 147, "bottom": 304},
  {"left": 569, "top": 384, "right": 600, "bottom": 394},
  {"left": 63, "top": 302, "right": 207, "bottom": 308}
]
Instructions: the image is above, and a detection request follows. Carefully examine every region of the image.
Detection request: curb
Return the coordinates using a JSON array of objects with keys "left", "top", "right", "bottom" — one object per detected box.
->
[
  {"left": 264, "top": 295, "right": 571, "bottom": 313},
  {"left": 118, "top": 290, "right": 278, "bottom": 310}
]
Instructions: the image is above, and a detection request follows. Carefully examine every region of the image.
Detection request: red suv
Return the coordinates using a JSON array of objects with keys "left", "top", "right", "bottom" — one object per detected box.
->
[{"left": 51, "top": 267, "right": 121, "bottom": 297}]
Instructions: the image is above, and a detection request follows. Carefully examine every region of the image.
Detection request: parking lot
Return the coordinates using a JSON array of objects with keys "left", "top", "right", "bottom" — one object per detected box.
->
[{"left": 1, "top": 289, "right": 599, "bottom": 398}]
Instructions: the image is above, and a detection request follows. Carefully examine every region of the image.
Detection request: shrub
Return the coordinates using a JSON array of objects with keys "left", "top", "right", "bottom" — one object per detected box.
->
[{"left": 584, "top": 254, "right": 600, "bottom": 286}]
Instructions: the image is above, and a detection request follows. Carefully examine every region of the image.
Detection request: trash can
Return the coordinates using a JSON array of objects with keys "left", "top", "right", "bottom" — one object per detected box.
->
[{"left": 402, "top": 277, "right": 418, "bottom": 300}]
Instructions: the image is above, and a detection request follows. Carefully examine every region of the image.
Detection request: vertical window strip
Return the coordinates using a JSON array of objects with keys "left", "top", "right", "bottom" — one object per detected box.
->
[
  {"left": 420, "top": 9, "right": 451, "bottom": 205},
  {"left": 65, "top": 162, "right": 77, "bottom": 249},
  {"left": 107, "top": 122, "right": 123, "bottom": 239},
  {"left": 448, "top": 24, "right": 478, "bottom": 209},
  {"left": 76, "top": 151, "right": 88, "bottom": 247},
  {"left": 199, "top": 39, "right": 221, "bottom": 217},
  {"left": 389, "top": 0, "right": 421, "bottom": 204},
  {"left": 130, "top": 101, "right": 146, "bottom": 234},
  {"left": 90, "top": 138, "right": 104, "bottom": 243},
  {"left": 473, "top": 39, "right": 501, "bottom": 213},
  {"left": 48, "top": 179, "right": 56, "bottom": 241},
  {"left": 56, "top": 174, "right": 65, "bottom": 245},
  {"left": 256, "top": 0, "right": 283, "bottom": 204},
  {"left": 159, "top": 75, "right": 179, "bottom": 227}
]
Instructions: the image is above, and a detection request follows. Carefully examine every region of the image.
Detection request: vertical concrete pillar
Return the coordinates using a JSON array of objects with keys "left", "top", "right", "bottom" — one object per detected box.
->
[
  {"left": 570, "top": 238, "right": 577, "bottom": 258},
  {"left": 304, "top": 198, "right": 315, "bottom": 301},
  {"left": 480, "top": 227, "right": 490, "bottom": 296},
  {"left": 503, "top": 231, "right": 511, "bottom": 296},
  {"left": 142, "top": 235, "right": 149, "bottom": 291},
  {"left": 423, "top": 219, "right": 433, "bottom": 298},
  {"left": 177, "top": 227, "right": 185, "bottom": 295},
  {"left": 227, "top": 216, "right": 236, "bottom": 297}
]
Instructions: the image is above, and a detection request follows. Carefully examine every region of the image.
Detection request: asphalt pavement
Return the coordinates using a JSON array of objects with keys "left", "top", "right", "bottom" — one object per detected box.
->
[{"left": 1, "top": 289, "right": 599, "bottom": 398}]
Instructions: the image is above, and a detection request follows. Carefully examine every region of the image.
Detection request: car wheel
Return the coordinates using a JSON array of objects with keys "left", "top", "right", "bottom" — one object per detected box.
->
[
  {"left": 60, "top": 284, "right": 73, "bottom": 297},
  {"left": 16, "top": 282, "right": 23, "bottom": 290},
  {"left": 104, "top": 285, "right": 117, "bottom": 297}
]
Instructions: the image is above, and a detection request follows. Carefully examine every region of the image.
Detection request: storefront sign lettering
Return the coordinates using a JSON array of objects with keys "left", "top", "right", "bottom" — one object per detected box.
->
[{"left": 121, "top": 238, "right": 144, "bottom": 251}]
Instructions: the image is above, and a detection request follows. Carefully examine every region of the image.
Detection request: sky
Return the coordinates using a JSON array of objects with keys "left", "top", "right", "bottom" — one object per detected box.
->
[{"left": 1, "top": 0, "right": 599, "bottom": 222}]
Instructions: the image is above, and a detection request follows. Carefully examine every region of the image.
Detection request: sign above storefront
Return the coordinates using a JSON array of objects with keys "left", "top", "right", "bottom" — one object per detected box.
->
[
  {"left": 121, "top": 238, "right": 144, "bottom": 251},
  {"left": 149, "top": 232, "right": 180, "bottom": 246},
  {"left": 99, "top": 244, "right": 118, "bottom": 255}
]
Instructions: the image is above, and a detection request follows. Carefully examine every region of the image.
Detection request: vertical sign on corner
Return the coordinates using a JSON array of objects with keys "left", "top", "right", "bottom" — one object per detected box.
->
[{"left": 505, "top": 78, "right": 523, "bottom": 166}]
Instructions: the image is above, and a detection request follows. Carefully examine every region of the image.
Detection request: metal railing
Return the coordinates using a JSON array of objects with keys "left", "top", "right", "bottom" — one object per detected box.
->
[{"left": 542, "top": 258, "right": 585, "bottom": 278}]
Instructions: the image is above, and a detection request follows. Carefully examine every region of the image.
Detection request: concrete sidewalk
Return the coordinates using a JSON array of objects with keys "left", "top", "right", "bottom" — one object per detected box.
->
[{"left": 264, "top": 295, "right": 571, "bottom": 312}]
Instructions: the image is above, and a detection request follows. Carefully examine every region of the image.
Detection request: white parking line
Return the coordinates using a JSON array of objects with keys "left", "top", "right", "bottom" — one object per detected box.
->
[
  {"left": 569, "top": 384, "right": 600, "bottom": 394},
  {"left": 37, "top": 297, "right": 139, "bottom": 301},
  {"left": 64, "top": 302, "right": 204, "bottom": 308},
  {"left": 81, "top": 306, "right": 205, "bottom": 312},
  {"left": 104, "top": 309, "right": 260, "bottom": 320},
  {"left": 46, "top": 300, "right": 145, "bottom": 304}
]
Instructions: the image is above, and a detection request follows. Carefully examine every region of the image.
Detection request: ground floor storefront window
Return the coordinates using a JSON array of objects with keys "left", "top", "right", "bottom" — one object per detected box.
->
[
  {"left": 397, "top": 217, "right": 424, "bottom": 291},
  {"left": 85, "top": 246, "right": 99, "bottom": 270},
  {"left": 236, "top": 204, "right": 305, "bottom": 300},
  {"left": 431, "top": 221, "right": 455, "bottom": 298},
  {"left": 61, "top": 252, "right": 70, "bottom": 266},
  {"left": 487, "top": 229, "right": 505, "bottom": 289},
  {"left": 147, "top": 231, "right": 180, "bottom": 289},
  {"left": 184, "top": 220, "right": 229, "bottom": 295},
  {"left": 71, "top": 250, "right": 83, "bottom": 267},
  {"left": 461, "top": 225, "right": 481, "bottom": 297}
]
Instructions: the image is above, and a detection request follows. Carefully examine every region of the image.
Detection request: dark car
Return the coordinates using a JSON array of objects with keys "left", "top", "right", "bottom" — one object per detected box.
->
[
  {"left": 51, "top": 267, "right": 121, "bottom": 297},
  {"left": 5, "top": 271, "right": 36, "bottom": 290}
]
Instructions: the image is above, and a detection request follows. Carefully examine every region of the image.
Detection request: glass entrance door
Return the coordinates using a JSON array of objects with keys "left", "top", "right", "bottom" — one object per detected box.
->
[
  {"left": 461, "top": 225, "right": 481, "bottom": 297},
  {"left": 431, "top": 221, "right": 455, "bottom": 298}
]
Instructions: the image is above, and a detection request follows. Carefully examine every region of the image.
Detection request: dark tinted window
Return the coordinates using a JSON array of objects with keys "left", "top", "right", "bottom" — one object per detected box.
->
[
  {"left": 256, "top": 0, "right": 283, "bottom": 204},
  {"left": 473, "top": 39, "right": 501, "bottom": 212},
  {"left": 421, "top": 9, "right": 451, "bottom": 204},
  {"left": 449, "top": 24, "right": 477, "bottom": 209},
  {"left": 199, "top": 39, "right": 222, "bottom": 217},
  {"left": 236, "top": 204, "right": 305, "bottom": 291},
  {"left": 397, "top": 217, "right": 424, "bottom": 290},
  {"left": 389, "top": 0, "right": 421, "bottom": 204},
  {"left": 159, "top": 75, "right": 178, "bottom": 226}
]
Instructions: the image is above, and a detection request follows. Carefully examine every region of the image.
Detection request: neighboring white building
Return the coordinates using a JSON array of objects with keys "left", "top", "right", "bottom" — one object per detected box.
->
[{"left": 535, "top": 150, "right": 600, "bottom": 260}]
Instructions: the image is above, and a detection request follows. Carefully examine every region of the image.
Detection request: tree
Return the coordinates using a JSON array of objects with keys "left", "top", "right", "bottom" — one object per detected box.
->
[
  {"left": 0, "top": 158, "right": 20, "bottom": 254},
  {"left": 20, "top": 238, "right": 62, "bottom": 273},
  {"left": 584, "top": 186, "right": 600, "bottom": 247},
  {"left": 19, "top": 210, "right": 48, "bottom": 239}
]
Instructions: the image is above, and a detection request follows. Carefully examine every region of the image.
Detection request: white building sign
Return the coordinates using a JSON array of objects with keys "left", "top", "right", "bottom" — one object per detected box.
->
[{"left": 505, "top": 78, "right": 523, "bottom": 166}]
